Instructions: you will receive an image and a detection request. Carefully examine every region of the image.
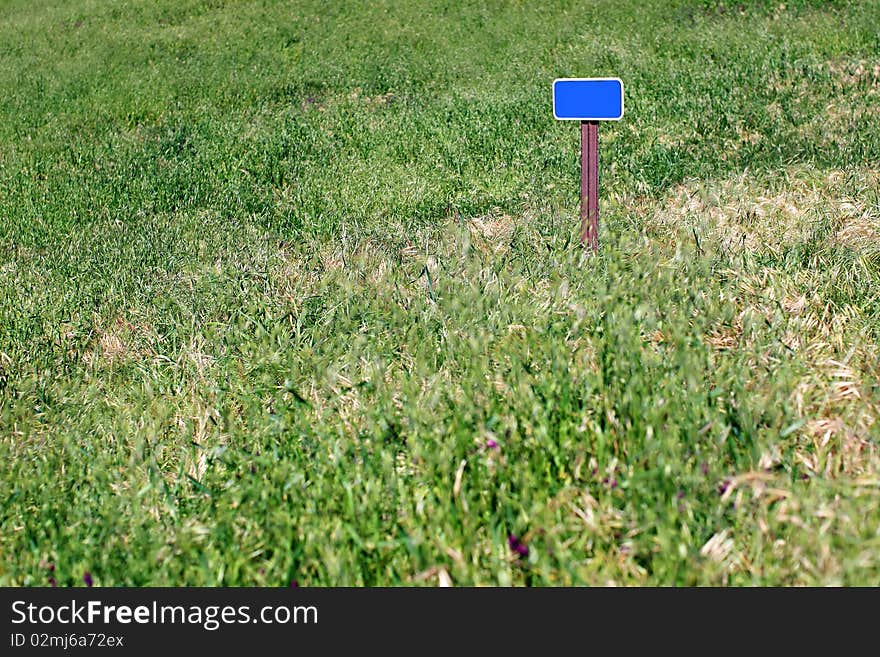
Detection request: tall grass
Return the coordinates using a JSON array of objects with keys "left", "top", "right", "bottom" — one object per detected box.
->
[{"left": 1, "top": 0, "right": 878, "bottom": 585}]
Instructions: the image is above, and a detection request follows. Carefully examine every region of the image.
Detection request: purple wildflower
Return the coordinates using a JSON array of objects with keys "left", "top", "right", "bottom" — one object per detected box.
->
[
  {"left": 486, "top": 439, "right": 498, "bottom": 449},
  {"left": 676, "top": 490, "right": 685, "bottom": 499},
  {"left": 48, "top": 576, "right": 57, "bottom": 587},
  {"left": 83, "top": 572, "right": 93, "bottom": 587},
  {"left": 289, "top": 579, "right": 299, "bottom": 588},
  {"left": 507, "top": 534, "right": 529, "bottom": 558}
]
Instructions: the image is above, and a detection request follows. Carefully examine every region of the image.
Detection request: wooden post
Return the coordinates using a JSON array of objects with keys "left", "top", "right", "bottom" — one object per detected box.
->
[{"left": 580, "top": 120, "right": 599, "bottom": 251}]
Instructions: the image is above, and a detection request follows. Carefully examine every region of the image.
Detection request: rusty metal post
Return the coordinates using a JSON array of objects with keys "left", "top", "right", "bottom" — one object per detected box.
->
[{"left": 580, "top": 120, "right": 599, "bottom": 250}]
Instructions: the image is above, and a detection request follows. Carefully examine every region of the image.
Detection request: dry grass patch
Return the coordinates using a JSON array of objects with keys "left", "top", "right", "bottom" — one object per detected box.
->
[
  {"left": 644, "top": 167, "right": 879, "bottom": 255},
  {"left": 83, "top": 316, "right": 155, "bottom": 367},
  {"left": 467, "top": 210, "right": 517, "bottom": 255},
  {"left": 825, "top": 59, "right": 880, "bottom": 89},
  {"left": 641, "top": 168, "right": 880, "bottom": 479}
]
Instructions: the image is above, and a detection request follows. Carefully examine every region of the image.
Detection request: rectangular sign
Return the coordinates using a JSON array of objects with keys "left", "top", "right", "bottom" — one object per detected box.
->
[{"left": 552, "top": 78, "right": 624, "bottom": 121}]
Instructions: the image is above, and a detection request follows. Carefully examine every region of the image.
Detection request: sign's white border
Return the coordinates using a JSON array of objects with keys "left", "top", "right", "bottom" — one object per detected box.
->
[{"left": 552, "top": 77, "right": 624, "bottom": 121}]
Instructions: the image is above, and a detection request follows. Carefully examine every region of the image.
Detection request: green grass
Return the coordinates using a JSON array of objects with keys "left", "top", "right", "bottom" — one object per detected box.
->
[{"left": 2, "top": 0, "right": 879, "bottom": 586}]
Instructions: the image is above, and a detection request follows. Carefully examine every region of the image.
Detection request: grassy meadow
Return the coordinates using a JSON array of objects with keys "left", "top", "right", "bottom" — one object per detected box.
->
[{"left": 1, "top": 0, "right": 879, "bottom": 585}]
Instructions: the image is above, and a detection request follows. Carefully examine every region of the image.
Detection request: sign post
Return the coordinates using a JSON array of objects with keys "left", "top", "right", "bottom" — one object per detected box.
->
[
  {"left": 553, "top": 78, "right": 624, "bottom": 251},
  {"left": 580, "top": 120, "right": 599, "bottom": 250}
]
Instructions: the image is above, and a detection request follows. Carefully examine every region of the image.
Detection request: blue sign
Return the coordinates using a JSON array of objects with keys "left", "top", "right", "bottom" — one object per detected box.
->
[{"left": 553, "top": 78, "right": 624, "bottom": 121}]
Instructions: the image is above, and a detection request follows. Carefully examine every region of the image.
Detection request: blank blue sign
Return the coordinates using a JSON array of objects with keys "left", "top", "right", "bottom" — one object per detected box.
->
[{"left": 553, "top": 78, "right": 624, "bottom": 121}]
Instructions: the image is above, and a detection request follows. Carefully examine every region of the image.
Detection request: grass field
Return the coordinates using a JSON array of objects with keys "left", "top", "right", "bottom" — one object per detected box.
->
[{"left": 1, "top": 0, "right": 879, "bottom": 586}]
